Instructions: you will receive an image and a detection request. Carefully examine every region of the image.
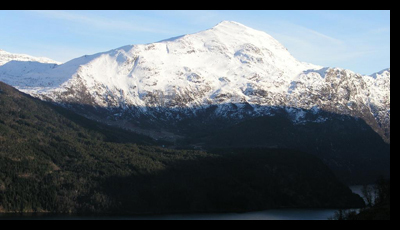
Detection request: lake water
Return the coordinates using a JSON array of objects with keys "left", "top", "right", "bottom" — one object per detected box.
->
[
  {"left": 0, "top": 209, "right": 343, "bottom": 220},
  {"left": 0, "top": 186, "right": 364, "bottom": 220}
]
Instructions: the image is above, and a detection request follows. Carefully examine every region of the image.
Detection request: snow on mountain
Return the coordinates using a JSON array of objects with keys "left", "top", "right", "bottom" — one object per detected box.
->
[
  {"left": 0, "top": 49, "right": 62, "bottom": 90},
  {"left": 0, "top": 21, "right": 390, "bottom": 141},
  {"left": 0, "top": 21, "right": 321, "bottom": 106},
  {"left": 0, "top": 49, "right": 61, "bottom": 66},
  {"left": 363, "top": 68, "right": 390, "bottom": 139}
]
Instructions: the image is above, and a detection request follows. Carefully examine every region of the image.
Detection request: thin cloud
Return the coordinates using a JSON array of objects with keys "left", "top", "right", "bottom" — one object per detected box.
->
[
  {"left": 266, "top": 22, "right": 381, "bottom": 72},
  {"left": 368, "top": 26, "right": 390, "bottom": 35},
  {"left": 282, "top": 22, "right": 343, "bottom": 45},
  {"left": 266, "top": 23, "right": 342, "bottom": 58},
  {"left": 31, "top": 10, "right": 171, "bottom": 34}
]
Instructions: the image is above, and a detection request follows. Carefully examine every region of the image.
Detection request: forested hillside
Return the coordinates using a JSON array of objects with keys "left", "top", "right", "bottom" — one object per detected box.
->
[
  {"left": 194, "top": 112, "right": 390, "bottom": 185},
  {"left": 0, "top": 82, "right": 364, "bottom": 214}
]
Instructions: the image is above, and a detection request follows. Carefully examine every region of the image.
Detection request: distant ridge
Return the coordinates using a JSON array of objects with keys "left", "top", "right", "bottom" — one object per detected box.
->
[{"left": 0, "top": 49, "right": 61, "bottom": 66}]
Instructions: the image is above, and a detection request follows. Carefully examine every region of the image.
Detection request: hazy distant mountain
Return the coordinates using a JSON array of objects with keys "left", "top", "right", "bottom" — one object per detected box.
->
[{"left": 0, "top": 49, "right": 60, "bottom": 66}]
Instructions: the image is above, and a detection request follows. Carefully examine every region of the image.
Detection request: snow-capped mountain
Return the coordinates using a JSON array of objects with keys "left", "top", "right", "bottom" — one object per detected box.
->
[
  {"left": 0, "top": 49, "right": 61, "bottom": 88},
  {"left": 0, "top": 21, "right": 390, "bottom": 142},
  {"left": 0, "top": 49, "right": 61, "bottom": 66}
]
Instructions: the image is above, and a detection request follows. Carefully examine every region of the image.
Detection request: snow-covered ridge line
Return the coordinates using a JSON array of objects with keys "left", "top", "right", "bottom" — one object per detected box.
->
[
  {"left": 0, "top": 21, "right": 390, "bottom": 141},
  {"left": 0, "top": 49, "right": 61, "bottom": 66}
]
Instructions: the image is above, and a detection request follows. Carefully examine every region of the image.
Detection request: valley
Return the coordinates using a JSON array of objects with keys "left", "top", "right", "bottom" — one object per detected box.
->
[{"left": 0, "top": 20, "right": 390, "bottom": 218}]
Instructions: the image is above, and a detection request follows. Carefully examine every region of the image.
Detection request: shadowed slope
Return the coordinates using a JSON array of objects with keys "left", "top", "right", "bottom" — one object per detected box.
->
[{"left": 0, "top": 81, "right": 365, "bottom": 214}]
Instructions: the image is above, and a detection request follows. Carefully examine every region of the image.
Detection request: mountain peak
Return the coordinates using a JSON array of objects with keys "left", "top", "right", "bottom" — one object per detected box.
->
[
  {"left": 0, "top": 22, "right": 391, "bottom": 143},
  {"left": 213, "top": 20, "right": 247, "bottom": 28},
  {"left": 370, "top": 68, "right": 390, "bottom": 79},
  {"left": 211, "top": 21, "right": 258, "bottom": 35}
]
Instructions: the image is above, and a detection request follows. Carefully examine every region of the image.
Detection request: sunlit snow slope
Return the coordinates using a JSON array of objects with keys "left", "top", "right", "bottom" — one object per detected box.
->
[{"left": 0, "top": 21, "right": 390, "bottom": 141}]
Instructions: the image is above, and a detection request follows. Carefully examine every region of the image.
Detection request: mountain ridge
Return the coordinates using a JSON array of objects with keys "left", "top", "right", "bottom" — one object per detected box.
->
[
  {"left": 0, "top": 49, "right": 61, "bottom": 66},
  {"left": 0, "top": 81, "right": 366, "bottom": 213},
  {"left": 0, "top": 21, "right": 390, "bottom": 142}
]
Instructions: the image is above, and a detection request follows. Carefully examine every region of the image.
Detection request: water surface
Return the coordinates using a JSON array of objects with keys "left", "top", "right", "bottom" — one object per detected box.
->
[{"left": 0, "top": 186, "right": 364, "bottom": 220}]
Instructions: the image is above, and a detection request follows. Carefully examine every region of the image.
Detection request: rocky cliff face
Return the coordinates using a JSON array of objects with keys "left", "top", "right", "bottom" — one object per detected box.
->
[
  {"left": 0, "top": 21, "right": 390, "bottom": 142},
  {"left": 286, "top": 68, "right": 390, "bottom": 142}
]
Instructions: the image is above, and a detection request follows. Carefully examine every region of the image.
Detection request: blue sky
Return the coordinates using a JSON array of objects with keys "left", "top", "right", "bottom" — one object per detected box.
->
[{"left": 0, "top": 10, "right": 390, "bottom": 75}]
